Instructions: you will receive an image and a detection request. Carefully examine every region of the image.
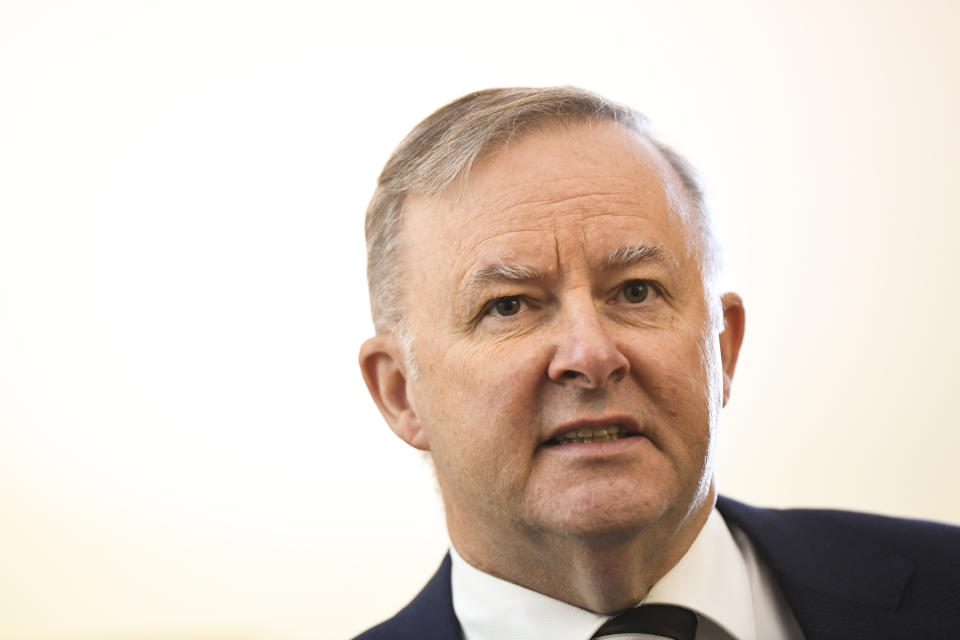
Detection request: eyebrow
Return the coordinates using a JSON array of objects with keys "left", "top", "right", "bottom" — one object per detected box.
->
[
  {"left": 463, "top": 262, "right": 543, "bottom": 297},
  {"left": 601, "top": 244, "right": 670, "bottom": 270}
]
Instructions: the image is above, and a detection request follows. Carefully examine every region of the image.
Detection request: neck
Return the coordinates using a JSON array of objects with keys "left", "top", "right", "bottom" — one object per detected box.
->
[{"left": 448, "top": 487, "right": 716, "bottom": 614}]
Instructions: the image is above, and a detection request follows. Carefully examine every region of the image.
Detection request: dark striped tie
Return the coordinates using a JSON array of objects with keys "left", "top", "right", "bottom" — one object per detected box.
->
[{"left": 591, "top": 604, "right": 698, "bottom": 640}]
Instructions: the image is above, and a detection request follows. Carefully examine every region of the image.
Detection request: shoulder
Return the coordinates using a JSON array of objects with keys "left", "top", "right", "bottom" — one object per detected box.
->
[
  {"left": 717, "top": 494, "right": 960, "bottom": 563},
  {"left": 351, "top": 555, "right": 460, "bottom": 640},
  {"left": 717, "top": 495, "right": 960, "bottom": 635}
]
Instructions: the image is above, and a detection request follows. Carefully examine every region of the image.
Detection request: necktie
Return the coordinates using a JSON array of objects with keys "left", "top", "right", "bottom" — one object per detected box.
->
[{"left": 591, "top": 604, "right": 698, "bottom": 640}]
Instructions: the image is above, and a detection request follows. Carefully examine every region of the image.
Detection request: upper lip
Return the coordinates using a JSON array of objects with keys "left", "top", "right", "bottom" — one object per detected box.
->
[{"left": 543, "top": 416, "right": 642, "bottom": 444}]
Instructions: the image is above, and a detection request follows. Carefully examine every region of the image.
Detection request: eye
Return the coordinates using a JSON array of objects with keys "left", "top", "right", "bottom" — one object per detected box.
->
[
  {"left": 622, "top": 281, "right": 652, "bottom": 303},
  {"left": 491, "top": 296, "right": 523, "bottom": 316}
]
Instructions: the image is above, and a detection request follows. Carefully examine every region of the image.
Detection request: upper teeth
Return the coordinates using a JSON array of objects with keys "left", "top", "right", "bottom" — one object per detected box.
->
[{"left": 553, "top": 425, "right": 628, "bottom": 444}]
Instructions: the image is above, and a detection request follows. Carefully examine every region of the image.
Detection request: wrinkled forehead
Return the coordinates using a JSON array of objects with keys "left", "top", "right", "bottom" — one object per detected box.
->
[
  {"left": 464, "top": 121, "right": 669, "bottom": 190},
  {"left": 404, "top": 121, "right": 699, "bottom": 260}
]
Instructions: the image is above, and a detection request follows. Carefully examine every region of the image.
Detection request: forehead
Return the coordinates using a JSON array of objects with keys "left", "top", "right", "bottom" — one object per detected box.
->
[{"left": 402, "top": 121, "right": 696, "bottom": 286}]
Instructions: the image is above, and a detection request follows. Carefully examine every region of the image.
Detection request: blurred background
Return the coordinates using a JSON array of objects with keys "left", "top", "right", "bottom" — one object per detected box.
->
[{"left": 1, "top": 1, "right": 958, "bottom": 638}]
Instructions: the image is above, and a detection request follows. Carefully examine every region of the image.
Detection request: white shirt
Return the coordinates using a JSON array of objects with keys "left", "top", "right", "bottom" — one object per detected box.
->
[{"left": 450, "top": 509, "right": 804, "bottom": 640}]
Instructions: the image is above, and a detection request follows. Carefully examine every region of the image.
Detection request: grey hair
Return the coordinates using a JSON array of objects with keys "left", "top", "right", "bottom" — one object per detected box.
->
[{"left": 364, "top": 86, "right": 721, "bottom": 337}]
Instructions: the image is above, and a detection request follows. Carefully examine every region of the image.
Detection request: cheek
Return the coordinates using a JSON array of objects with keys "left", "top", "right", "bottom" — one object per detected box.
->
[
  {"left": 416, "top": 339, "right": 546, "bottom": 449},
  {"left": 626, "top": 330, "right": 716, "bottom": 438},
  {"left": 630, "top": 331, "right": 705, "bottom": 393},
  {"left": 439, "top": 337, "right": 547, "bottom": 393}
]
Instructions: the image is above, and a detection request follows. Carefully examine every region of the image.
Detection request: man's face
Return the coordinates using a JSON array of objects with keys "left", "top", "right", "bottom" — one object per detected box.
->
[{"left": 372, "top": 122, "right": 741, "bottom": 558}]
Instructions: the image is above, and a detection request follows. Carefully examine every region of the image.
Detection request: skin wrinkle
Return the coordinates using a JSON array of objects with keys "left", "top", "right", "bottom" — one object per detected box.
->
[
  {"left": 448, "top": 185, "right": 689, "bottom": 290},
  {"left": 447, "top": 213, "right": 681, "bottom": 309},
  {"left": 455, "top": 250, "right": 682, "bottom": 337},
  {"left": 463, "top": 148, "right": 704, "bottom": 291},
  {"left": 448, "top": 208, "right": 672, "bottom": 262},
  {"left": 478, "top": 187, "right": 652, "bottom": 216},
  {"left": 459, "top": 264, "right": 544, "bottom": 314},
  {"left": 453, "top": 253, "right": 692, "bottom": 348},
  {"left": 462, "top": 245, "right": 674, "bottom": 302},
  {"left": 474, "top": 187, "right": 666, "bottom": 226}
]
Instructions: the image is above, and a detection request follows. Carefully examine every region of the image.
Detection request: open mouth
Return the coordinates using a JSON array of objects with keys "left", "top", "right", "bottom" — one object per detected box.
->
[{"left": 547, "top": 425, "right": 637, "bottom": 446}]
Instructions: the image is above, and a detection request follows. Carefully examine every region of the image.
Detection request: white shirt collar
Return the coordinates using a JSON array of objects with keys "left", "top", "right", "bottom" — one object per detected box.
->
[{"left": 450, "top": 508, "right": 756, "bottom": 640}]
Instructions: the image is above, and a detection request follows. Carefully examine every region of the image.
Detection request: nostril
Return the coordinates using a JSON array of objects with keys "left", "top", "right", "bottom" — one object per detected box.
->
[{"left": 562, "top": 370, "right": 579, "bottom": 379}]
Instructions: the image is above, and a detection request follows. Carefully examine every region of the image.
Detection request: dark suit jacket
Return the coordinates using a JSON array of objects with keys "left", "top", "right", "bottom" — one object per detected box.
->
[{"left": 352, "top": 496, "right": 960, "bottom": 639}]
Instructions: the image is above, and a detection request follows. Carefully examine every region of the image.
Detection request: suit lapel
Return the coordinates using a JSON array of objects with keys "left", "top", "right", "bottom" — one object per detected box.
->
[
  {"left": 716, "top": 496, "right": 915, "bottom": 639},
  {"left": 382, "top": 554, "right": 461, "bottom": 640}
]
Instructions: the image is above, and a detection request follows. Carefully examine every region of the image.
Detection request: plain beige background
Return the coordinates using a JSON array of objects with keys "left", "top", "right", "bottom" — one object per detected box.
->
[{"left": 1, "top": 2, "right": 958, "bottom": 639}]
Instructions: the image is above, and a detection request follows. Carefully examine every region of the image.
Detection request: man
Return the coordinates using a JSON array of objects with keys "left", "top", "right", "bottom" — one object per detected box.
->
[{"left": 354, "top": 87, "right": 960, "bottom": 640}]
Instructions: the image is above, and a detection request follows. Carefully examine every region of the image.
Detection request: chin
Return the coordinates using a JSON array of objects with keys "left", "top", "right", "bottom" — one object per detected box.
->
[{"left": 535, "top": 488, "right": 675, "bottom": 545}]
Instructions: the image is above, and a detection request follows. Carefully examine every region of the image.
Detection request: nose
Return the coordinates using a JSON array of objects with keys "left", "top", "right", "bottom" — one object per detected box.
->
[{"left": 547, "top": 303, "right": 630, "bottom": 389}]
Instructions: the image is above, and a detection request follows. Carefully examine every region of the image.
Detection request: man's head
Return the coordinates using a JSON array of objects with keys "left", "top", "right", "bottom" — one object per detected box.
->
[
  {"left": 364, "top": 87, "right": 720, "bottom": 338},
  {"left": 359, "top": 87, "right": 745, "bottom": 603}
]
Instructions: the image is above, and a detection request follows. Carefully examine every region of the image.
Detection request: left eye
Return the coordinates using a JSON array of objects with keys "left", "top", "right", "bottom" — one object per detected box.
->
[
  {"left": 491, "top": 296, "right": 523, "bottom": 316},
  {"left": 622, "top": 281, "right": 651, "bottom": 303}
]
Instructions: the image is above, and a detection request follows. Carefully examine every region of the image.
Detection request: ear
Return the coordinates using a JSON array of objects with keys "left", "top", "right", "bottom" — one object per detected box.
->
[
  {"left": 359, "top": 334, "right": 429, "bottom": 451},
  {"left": 718, "top": 292, "right": 746, "bottom": 407}
]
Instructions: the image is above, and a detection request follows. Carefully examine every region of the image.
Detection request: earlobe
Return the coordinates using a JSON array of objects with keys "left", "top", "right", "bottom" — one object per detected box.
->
[
  {"left": 358, "top": 334, "right": 429, "bottom": 451},
  {"left": 718, "top": 292, "right": 746, "bottom": 407}
]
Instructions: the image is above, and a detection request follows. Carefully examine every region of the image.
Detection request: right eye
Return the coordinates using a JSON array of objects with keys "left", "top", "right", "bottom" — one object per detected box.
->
[
  {"left": 622, "top": 281, "right": 651, "bottom": 303},
  {"left": 490, "top": 296, "right": 523, "bottom": 317}
]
